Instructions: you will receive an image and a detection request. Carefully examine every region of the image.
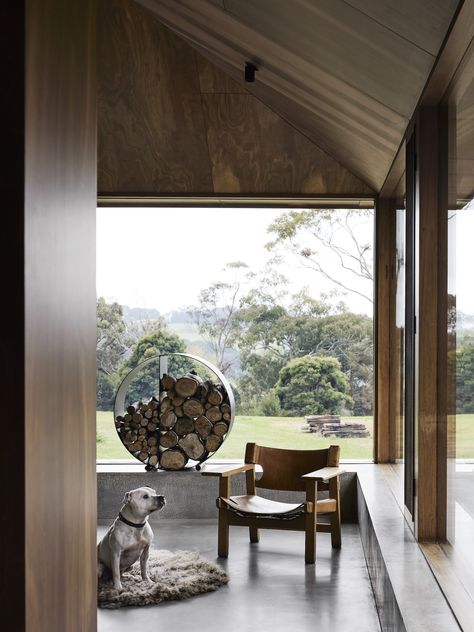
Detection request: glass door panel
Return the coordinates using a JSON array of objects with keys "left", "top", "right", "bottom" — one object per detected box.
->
[{"left": 404, "top": 129, "right": 416, "bottom": 521}]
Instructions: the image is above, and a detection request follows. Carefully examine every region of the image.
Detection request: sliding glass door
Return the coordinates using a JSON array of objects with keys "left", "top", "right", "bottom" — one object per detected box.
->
[{"left": 404, "top": 129, "right": 417, "bottom": 522}]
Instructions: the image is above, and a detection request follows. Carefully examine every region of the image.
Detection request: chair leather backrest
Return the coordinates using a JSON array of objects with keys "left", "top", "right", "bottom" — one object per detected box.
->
[{"left": 245, "top": 443, "right": 340, "bottom": 492}]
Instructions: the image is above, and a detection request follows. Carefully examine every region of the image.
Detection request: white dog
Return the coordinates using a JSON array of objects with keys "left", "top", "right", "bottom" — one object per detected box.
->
[{"left": 97, "top": 486, "right": 166, "bottom": 591}]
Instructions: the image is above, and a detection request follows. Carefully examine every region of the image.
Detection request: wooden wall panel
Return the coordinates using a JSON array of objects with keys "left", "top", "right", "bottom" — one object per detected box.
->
[
  {"left": 202, "top": 93, "right": 369, "bottom": 194},
  {"left": 197, "top": 56, "right": 246, "bottom": 94},
  {"left": 98, "top": 0, "right": 374, "bottom": 197},
  {"left": 98, "top": 0, "right": 213, "bottom": 193},
  {"left": 24, "top": 0, "right": 98, "bottom": 630},
  {"left": 415, "top": 107, "right": 441, "bottom": 541}
]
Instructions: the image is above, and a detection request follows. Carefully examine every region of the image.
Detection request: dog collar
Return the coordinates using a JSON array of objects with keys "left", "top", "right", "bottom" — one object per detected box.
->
[{"left": 118, "top": 512, "right": 146, "bottom": 529}]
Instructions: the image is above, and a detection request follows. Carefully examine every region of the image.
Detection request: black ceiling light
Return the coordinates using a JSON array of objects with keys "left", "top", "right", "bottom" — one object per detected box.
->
[{"left": 245, "top": 62, "right": 258, "bottom": 82}]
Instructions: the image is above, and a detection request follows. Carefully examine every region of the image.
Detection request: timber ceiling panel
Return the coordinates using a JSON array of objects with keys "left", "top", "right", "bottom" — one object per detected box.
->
[
  {"left": 98, "top": 0, "right": 373, "bottom": 196},
  {"left": 343, "top": 0, "right": 459, "bottom": 56},
  {"left": 137, "top": 0, "right": 460, "bottom": 191},
  {"left": 452, "top": 53, "right": 474, "bottom": 202}
]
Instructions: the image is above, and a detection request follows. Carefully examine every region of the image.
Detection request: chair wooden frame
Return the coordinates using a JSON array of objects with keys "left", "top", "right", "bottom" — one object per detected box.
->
[{"left": 202, "top": 443, "right": 344, "bottom": 564}]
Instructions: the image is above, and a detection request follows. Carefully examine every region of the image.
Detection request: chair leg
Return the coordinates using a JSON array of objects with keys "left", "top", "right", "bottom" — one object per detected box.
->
[
  {"left": 249, "top": 526, "right": 260, "bottom": 543},
  {"left": 305, "top": 513, "right": 316, "bottom": 564},
  {"left": 330, "top": 511, "right": 341, "bottom": 549},
  {"left": 218, "top": 509, "right": 230, "bottom": 557},
  {"left": 329, "top": 476, "right": 342, "bottom": 548}
]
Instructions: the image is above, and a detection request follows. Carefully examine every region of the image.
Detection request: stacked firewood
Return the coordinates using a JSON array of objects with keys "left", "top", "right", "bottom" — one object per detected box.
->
[
  {"left": 303, "top": 414, "right": 369, "bottom": 438},
  {"left": 115, "top": 372, "right": 231, "bottom": 470},
  {"left": 115, "top": 398, "right": 160, "bottom": 467}
]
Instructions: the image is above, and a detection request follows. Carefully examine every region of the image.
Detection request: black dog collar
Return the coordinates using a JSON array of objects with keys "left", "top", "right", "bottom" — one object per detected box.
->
[{"left": 118, "top": 512, "right": 146, "bottom": 529}]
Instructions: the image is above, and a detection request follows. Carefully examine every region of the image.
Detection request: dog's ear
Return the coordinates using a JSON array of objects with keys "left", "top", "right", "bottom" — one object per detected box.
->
[{"left": 122, "top": 491, "right": 132, "bottom": 504}]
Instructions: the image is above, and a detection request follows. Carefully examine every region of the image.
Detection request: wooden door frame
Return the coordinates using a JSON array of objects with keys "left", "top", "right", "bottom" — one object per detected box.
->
[{"left": 1, "top": 1, "right": 98, "bottom": 629}]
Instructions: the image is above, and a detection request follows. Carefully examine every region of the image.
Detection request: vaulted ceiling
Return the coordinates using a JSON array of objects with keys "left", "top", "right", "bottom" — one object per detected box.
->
[
  {"left": 137, "top": 0, "right": 460, "bottom": 191},
  {"left": 98, "top": 0, "right": 374, "bottom": 197}
]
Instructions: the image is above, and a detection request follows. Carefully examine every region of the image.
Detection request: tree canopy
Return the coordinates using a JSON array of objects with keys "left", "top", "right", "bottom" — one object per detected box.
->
[
  {"left": 237, "top": 295, "right": 373, "bottom": 415},
  {"left": 116, "top": 330, "right": 188, "bottom": 405},
  {"left": 267, "top": 208, "right": 373, "bottom": 304},
  {"left": 456, "top": 341, "right": 474, "bottom": 413},
  {"left": 189, "top": 261, "right": 252, "bottom": 375},
  {"left": 276, "top": 356, "right": 353, "bottom": 416},
  {"left": 96, "top": 298, "right": 130, "bottom": 410},
  {"left": 96, "top": 297, "right": 129, "bottom": 375}
]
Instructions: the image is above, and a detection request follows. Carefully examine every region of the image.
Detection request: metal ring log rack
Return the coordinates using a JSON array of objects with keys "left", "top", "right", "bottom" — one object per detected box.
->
[{"left": 114, "top": 352, "right": 236, "bottom": 471}]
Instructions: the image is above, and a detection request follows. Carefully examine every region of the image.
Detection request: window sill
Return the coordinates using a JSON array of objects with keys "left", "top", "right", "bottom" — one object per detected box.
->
[{"left": 96, "top": 458, "right": 373, "bottom": 473}]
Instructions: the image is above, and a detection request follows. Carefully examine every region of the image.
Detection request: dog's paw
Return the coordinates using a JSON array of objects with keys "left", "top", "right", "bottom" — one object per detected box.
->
[
  {"left": 142, "top": 575, "right": 154, "bottom": 583},
  {"left": 113, "top": 583, "right": 123, "bottom": 592}
]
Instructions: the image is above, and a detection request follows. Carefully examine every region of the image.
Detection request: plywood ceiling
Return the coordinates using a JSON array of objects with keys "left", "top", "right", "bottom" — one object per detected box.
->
[
  {"left": 137, "top": 0, "right": 460, "bottom": 191},
  {"left": 98, "top": 0, "right": 373, "bottom": 196}
]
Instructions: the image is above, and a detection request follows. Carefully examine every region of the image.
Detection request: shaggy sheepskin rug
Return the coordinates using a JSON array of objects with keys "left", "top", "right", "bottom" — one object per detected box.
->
[{"left": 98, "top": 550, "right": 229, "bottom": 608}]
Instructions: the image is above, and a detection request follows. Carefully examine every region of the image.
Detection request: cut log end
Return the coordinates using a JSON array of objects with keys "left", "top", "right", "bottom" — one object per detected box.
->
[
  {"left": 195, "top": 415, "right": 213, "bottom": 438},
  {"left": 179, "top": 433, "right": 206, "bottom": 460},
  {"left": 175, "top": 375, "right": 200, "bottom": 398},
  {"left": 182, "top": 398, "right": 205, "bottom": 418},
  {"left": 148, "top": 455, "right": 159, "bottom": 467},
  {"left": 213, "top": 421, "right": 228, "bottom": 437},
  {"left": 160, "top": 374, "right": 176, "bottom": 391},
  {"left": 205, "top": 434, "right": 223, "bottom": 453},
  {"left": 174, "top": 416, "right": 195, "bottom": 436},
  {"left": 207, "top": 406, "right": 223, "bottom": 422},
  {"left": 208, "top": 389, "right": 223, "bottom": 406},
  {"left": 160, "top": 430, "right": 178, "bottom": 449},
  {"left": 160, "top": 449, "right": 188, "bottom": 471},
  {"left": 160, "top": 410, "right": 177, "bottom": 429}
]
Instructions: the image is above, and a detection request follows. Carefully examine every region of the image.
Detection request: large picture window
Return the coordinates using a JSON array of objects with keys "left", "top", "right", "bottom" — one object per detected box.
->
[{"left": 96, "top": 205, "right": 374, "bottom": 462}]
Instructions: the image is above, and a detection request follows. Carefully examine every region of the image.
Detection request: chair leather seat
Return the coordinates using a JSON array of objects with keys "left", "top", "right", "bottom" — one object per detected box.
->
[{"left": 222, "top": 494, "right": 336, "bottom": 517}]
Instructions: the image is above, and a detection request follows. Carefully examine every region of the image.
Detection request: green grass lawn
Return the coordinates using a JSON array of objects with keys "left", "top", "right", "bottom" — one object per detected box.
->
[
  {"left": 97, "top": 412, "right": 474, "bottom": 461},
  {"left": 211, "top": 415, "right": 374, "bottom": 460},
  {"left": 97, "top": 410, "right": 136, "bottom": 460},
  {"left": 97, "top": 411, "right": 374, "bottom": 460},
  {"left": 449, "top": 414, "right": 474, "bottom": 458}
]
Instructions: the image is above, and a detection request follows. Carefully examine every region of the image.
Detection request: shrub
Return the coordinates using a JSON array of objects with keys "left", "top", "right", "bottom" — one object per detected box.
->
[
  {"left": 276, "top": 355, "right": 353, "bottom": 416},
  {"left": 258, "top": 390, "right": 281, "bottom": 416}
]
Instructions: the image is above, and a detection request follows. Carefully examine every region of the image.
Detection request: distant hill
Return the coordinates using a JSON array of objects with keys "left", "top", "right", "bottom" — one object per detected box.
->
[
  {"left": 459, "top": 311, "right": 474, "bottom": 330},
  {"left": 167, "top": 321, "right": 202, "bottom": 343},
  {"left": 119, "top": 304, "right": 242, "bottom": 375},
  {"left": 122, "top": 305, "right": 160, "bottom": 323},
  {"left": 122, "top": 306, "right": 196, "bottom": 325},
  {"left": 166, "top": 309, "right": 194, "bottom": 324}
]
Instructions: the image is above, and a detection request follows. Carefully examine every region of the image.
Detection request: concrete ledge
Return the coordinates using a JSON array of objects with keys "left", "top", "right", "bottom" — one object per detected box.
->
[
  {"left": 354, "top": 465, "right": 460, "bottom": 632},
  {"left": 97, "top": 462, "right": 358, "bottom": 521}
]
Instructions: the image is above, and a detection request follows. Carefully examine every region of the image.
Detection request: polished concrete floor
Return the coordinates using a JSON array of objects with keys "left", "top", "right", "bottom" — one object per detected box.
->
[{"left": 98, "top": 520, "right": 381, "bottom": 632}]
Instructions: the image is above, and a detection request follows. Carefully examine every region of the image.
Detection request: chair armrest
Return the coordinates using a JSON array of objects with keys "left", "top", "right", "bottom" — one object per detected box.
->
[
  {"left": 302, "top": 466, "right": 345, "bottom": 482},
  {"left": 201, "top": 463, "right": 255, "bottom": 478}
]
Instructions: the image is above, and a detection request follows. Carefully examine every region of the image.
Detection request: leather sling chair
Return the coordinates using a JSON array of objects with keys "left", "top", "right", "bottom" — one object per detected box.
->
[{"left": 202, "top": 443, "right": 344, "bottom": 563}]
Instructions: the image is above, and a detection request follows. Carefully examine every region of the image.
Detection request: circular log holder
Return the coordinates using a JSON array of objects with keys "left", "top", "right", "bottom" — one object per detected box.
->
[{"left": 113, "top": 353, "right": 236, "bottom": 471}]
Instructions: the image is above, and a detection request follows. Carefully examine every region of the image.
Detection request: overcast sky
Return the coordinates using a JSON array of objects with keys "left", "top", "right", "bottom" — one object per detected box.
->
[
  {"left": 96, "top": 207, "right": 373, "bottom": 317},
  {"left": 449, "top": 204, "right": 474, "bottom": 315}
]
